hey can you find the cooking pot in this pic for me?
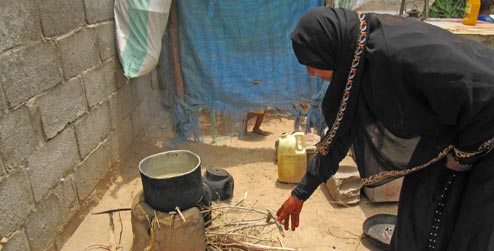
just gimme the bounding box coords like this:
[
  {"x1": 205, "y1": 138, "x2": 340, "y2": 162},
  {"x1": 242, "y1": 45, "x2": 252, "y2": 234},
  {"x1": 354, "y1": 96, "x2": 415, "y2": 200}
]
[
  {"x1": 139, "y1": 150, "x2": 204, "y2": 212},
  {"x1": 362, "y1": 214, "x2": 396, "y2": 251},
  {"x1": 203, "y1": 167, "x2": 234, "y2": 201}
]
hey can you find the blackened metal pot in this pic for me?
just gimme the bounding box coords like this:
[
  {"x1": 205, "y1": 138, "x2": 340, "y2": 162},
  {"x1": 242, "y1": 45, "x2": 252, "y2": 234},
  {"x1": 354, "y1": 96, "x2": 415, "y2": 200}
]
[
  {"x1": 203, "y1": 167, "x2": 234, "y2": 201},
  {"x1": 139, "y1": 150, "x2": 204, "y2": 212}
]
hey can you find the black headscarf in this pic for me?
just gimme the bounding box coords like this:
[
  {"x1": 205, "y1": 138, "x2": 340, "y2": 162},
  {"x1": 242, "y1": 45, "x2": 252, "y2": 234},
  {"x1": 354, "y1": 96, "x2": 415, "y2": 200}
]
[{"x1": 291, "y1": 7, "x2": 367, "y2": 155}]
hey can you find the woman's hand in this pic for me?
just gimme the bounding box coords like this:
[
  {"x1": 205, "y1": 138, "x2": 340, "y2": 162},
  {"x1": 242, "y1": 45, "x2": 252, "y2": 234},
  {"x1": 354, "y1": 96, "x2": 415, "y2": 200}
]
[
  {"x1": 445, "y1": 153, "x2": 471, "y2": 172},
  {"x1": 276, "y1": 195, "x2": 304, "y2": 231}
]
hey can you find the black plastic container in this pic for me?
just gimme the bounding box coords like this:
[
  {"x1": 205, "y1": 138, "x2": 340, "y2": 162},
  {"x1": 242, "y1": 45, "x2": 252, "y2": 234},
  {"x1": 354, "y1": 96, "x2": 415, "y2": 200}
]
[
  {"x1": 203, "y1": 167, "x2": 234, "y2": 201},
  {"x1": 139, "y1": 150, "x2": 204, "y2": 212}
]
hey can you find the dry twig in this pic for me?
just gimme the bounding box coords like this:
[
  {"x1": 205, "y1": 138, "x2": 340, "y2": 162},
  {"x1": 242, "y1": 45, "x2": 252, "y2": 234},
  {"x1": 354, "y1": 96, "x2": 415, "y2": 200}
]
[{"x1": 206, "y1": 196, "x2": 294, "y2": 251}]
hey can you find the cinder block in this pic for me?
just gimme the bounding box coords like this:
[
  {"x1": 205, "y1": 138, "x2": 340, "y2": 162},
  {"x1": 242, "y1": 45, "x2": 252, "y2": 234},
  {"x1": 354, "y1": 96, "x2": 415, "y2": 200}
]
[
  {"x1": 108, "y1": 130, "x2": 120, "y2": 166},
  {"x1": 0, "y1": 86, "x2": 8, "y2": 116},
  {"x1": 0, "y1": 171, "x2": 34, "y2": 237},
  {"x1": 38, "y1": 0, "x2": 86, "y2": 37},
  {"x1": 150, "y1": 69, "x2": 159, "y2": 90},
  {"x1": 364, "y1": 177, "x2": 403, "y2": 202},
  {"x1": 75, "y1": 102, "x2": 111, "y2": 158},
  {"x1": 59, "y1": 29, "x2": 99, "y2": 79},
  {"x1": 0, "y1": 107, "x2": 39, "y2": 171},
  {"x1": 0, "y1": 159, "x2": 5, "y2": 177},
  {"x1": 109, "y1": 83, "x2": 135, "y2": 127},
  {"x1": 2, "y1": 230, "x2": 31, "y2": 251},
  {"x1": 0, "y1": 42, "x2": 61, "y2": 107},
  {"x1": 27, "y1": 128, "x2": 79, "y2": 202},
  {"x1": 115, "y1": 60, "x2": 128, "y2": 88},
  {"x1": 131, "y1": 101, "x2": 150, "y2": 137},
  {"x1": 74, "y1": 143, "x2": 111, "y2": 200},
  {"x1": 82, "y1": 60, "x2": 116, "y2": 107},
  {"x1": 324, "y1": 156, "x2": 362, "y2": 205},
  {"x1": 115, "y1": 117, "x2": 134, "y2": 159},
  {"x1": 0, "y1": 0, "x2": 42, "y2": 52},
  {"x1": 147, "y1": 91, "x2": 168, "y2": 125},
  {"x1": 96, "y1": 23, "x2": 116, "y2": 61},
  {"x1": 131, "y1": 73, "x2": 153, "y2": 105},
  {"x1": 38, "y1": 78, "x2": 86, "y2": 139},
  {"x1": 25, "y1": 193, "x2": 62, "y2": 251},
  {"x1": 84, "y1": 0, "x2": 114, "y2": 24},
  {"x1": 52, "y1": 174, "x2": 79, "y2": 225}
]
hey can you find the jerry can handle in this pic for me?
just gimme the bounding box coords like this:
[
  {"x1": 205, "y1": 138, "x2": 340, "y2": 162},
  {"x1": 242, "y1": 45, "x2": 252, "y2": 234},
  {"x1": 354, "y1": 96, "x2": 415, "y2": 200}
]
[{"x1": 293, "y1": 132, "x2": 306, "y2": 152}]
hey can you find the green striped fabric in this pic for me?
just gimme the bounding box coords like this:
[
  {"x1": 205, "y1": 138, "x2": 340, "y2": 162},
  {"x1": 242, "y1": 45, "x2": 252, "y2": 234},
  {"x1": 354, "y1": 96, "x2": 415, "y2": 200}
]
[{"x1": 115, "y1": 0, "x2": 171, "y2": 78}]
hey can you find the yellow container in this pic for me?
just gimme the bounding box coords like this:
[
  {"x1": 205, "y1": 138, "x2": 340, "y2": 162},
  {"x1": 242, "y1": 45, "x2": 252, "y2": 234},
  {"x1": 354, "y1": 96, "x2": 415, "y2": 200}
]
[
  {"x1": 463, "y1": 0, "x2": 481, "y2": 25},
  {"x1": 277, "y1": 132, "x2": 307, "y2": 183}
]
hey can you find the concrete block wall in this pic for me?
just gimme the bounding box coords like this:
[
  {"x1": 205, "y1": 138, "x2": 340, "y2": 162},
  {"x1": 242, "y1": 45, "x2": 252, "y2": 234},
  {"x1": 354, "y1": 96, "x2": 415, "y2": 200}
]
[{"x1": 0, "y1": 1, "x2": 167, "y2": 250}]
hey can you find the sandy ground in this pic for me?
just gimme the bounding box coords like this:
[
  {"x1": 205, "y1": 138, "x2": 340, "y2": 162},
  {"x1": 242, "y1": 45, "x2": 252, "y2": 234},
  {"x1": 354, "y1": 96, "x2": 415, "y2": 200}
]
[{"x1": 61, "y1": 112, "x2": 397, "y2": 251}]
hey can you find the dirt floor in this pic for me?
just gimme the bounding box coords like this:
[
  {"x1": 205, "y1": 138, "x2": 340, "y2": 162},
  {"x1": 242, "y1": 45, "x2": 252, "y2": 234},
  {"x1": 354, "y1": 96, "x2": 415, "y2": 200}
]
[{"x1": 61, "y1": 112, "x2": 397, "y2": 251}]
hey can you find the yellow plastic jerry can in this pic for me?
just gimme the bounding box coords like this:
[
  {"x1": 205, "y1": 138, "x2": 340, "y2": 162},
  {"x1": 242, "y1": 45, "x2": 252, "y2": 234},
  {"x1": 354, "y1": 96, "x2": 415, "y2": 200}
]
[
  {"x1": 463, "y1": 0, "x2": 481, "y2": 25},
  {"x1": 277, "y1": 132, "x2": 307, "y2": 183}
]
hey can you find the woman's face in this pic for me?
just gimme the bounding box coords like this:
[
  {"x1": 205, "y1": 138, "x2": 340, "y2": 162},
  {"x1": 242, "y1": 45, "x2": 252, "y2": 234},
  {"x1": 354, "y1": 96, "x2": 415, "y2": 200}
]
[{"x1": 306, "y1": 66, "x2": 333, "y2": 82}]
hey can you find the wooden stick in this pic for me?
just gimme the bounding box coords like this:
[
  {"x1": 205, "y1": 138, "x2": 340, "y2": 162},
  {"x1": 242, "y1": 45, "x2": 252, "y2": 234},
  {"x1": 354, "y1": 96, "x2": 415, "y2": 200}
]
[
  {"x1": 213, "y1": 205, "x2": 267, "y2": 215},
  {"x1": 108, "y1": 213, "x2": 117, "y2": 251},
  {"x1": 92, "y1": 208, "x2": 131, "y2": 215},
  {"x1": 207, "y1": 232, "x2": 277, "y2": 242},
  {"x1": 217, "y1": 239, "x2": 298, "y2": 251},
  {"x1": 169, "y1": 0, "x2": 185, "y2": 98},
  {"x1": 175, "y1": 206, "x2": 186, "y2": 222},
  {"x1": 278, "y1": 236, "x2": 285, "y2": 248},
  {"x1": 227, "y1": 222, "x2": 276, "y2": 233},
  {"x1": 235, "y1": 191, "x2": 248, "y2": 206}
]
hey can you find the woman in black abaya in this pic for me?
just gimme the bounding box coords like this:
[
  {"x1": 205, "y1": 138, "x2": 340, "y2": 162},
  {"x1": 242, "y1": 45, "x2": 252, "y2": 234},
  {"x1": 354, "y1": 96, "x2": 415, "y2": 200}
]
[{"x1": 276, "y1": 7, "x2": 494, "y2": 251}]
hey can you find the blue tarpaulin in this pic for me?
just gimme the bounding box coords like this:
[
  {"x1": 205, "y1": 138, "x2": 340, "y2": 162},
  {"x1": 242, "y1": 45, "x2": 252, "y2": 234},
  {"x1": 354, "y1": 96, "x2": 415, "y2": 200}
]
[{"x1": 159, "y1": 0, "x2": 326, "y2": 140}]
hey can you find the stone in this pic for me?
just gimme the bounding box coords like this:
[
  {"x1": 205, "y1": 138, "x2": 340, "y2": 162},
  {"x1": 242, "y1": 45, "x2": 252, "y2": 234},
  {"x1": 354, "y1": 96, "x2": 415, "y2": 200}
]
[
  {"x1": 131, "y1": 191, "x2": 206, "y2": 251},
  {"x1": 0, "y1": 42, "x2": 61, "y2": 107},
  {"x1": 462, "y1": 34, "x2": 494, "y2": 49},
  {"x1": 38, "y1": 78, "x2": 86, "y2": 139},
  {"x1": 324, "y1": 155, "x2": 362, "y2": 205},
  {"x1": 27, "y1": 128, "x2": 79, "y2": 202},
  {"x1": 75, "y1": 102, "x2": 111, "y2": 158},
  {"x1": 59, "y1": 29, "x2": 99, "y2": 79},
  {"x1": 0, "y1": 171, "x2": 34, "y2": 236},
  {"x1": 38, "y1": 0, "x2": 86, "y2": 37},
  {"x1": 0, "y1": 0, "x2": 42, "y2": 52},
  {"x1": 364, "y1": 177, "x2": 403, "y2": 203}
]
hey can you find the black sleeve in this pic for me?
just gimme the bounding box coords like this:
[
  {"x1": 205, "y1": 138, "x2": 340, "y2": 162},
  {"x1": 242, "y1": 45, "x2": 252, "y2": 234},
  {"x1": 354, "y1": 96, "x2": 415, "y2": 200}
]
[{"x1": 292, "y1": 133, "x2": 353, "y2": 201}]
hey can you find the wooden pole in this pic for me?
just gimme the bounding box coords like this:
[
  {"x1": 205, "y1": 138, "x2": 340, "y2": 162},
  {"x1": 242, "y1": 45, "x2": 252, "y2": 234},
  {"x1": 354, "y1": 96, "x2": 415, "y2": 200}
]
[{"x1": 169, "y1": 0, "x2": 185, "y2": 98}]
